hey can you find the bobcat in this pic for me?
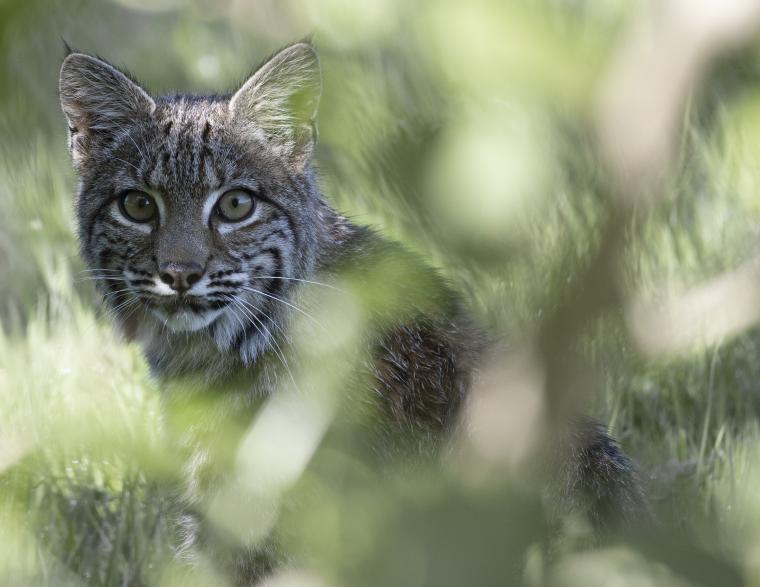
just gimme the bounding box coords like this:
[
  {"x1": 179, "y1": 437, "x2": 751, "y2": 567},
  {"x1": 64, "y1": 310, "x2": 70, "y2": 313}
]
[{"x1": 59, "y1": 42, "x2": 646, "y2": 584}]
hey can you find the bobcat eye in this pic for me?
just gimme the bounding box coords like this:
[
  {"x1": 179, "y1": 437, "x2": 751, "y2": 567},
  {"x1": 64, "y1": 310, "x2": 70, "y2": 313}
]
[
  {"x1": 216, "y1": 189, "x2": 255, "y2": 222},
  {"x1": 120, "y1": 191, "x2": 157, "y2": 223}
]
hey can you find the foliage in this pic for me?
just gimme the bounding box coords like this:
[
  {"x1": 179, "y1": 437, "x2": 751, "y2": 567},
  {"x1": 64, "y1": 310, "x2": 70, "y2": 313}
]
[{"x1": 3, "y1": 0, "x2": 760, "y2": 585}]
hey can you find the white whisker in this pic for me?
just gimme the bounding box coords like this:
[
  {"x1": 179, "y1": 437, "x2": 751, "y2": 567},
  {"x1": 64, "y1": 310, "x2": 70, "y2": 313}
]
[
  {"x1": 111, "y1": 156, "x2": 141, "y2": 173},
  {"x1": 235, "y1": 295, "x2": 291, "y2": 345},
  {"x1": 224, "y1": 293, "x2": 299, "y2": 392},
  {"x1": 78, "y1": 268, "x2": 122, "y2": 274},
  {"x1": 102, "y1": 287, "x2": 137, "y2": 300},
  {"x1": 249, "y1": 275, "x2": 345, "y2": 293},
  {"x1": 77, "y1": 276, "x2": 125, "y2": 283},
  {"x1": 239, "y1": 285, "x2": 325, "y2": 331}
]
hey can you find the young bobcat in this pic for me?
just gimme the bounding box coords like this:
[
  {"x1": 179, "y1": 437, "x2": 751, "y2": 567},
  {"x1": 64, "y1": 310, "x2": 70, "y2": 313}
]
[{"x1": 59, "y1": 42, "x2": 646, "y2": 583}]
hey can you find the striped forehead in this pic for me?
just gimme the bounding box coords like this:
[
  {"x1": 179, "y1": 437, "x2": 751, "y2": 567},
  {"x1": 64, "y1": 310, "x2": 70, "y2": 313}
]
[{"x1": 146, "y1": 99, "x2": 228, "y2": 192}]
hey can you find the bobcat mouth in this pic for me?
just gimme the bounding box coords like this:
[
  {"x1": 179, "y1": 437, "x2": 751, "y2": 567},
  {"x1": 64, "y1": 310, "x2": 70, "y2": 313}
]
[
  {"x1": 149, "y1": 297, "x2": 229, "y2": 332},
  {"x1": 161, "y1": 297, "x2": 207, "y2": 314},
  {"x1": 152, "y1": 304, "x2": 225, "y2": 333}
]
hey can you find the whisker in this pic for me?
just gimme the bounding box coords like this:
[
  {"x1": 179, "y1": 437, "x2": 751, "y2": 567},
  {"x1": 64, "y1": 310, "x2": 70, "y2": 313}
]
[
  {"x1": 103, "y1": 296, "x2": 140, "y2": 324},
  {"x1": 117, "y1": 298, "x2": 142, "y2": 325},
  {"x1": 224, "y1": 294, "x2": 298, "y2": 392},
  {"x1": 232, "y1": 297, "x2": 300, "y2": 394},
  {"x1": 222, "y1": 295, "x2": 248, "y2": 340},
  {"x1": 235, "y1": 295, "x2": 292, "y2": 345},
  {"x1": 102, "y1": 286, "x2": 136, "y2": 298},
  {"x1": 111, "y1": 156, "x2": 141, "y2": 173},
  {"x1": 249, "y1": 275, "x2": 345, "y2": 293},
  {"x1": 111, "y1": 120, "x2": 149, "y2": 161},
  {"x1": 227, "y1": 294, "x2": 269, "y2": 340},
  {"x1": 111, "y1": 295, "x2": 139, "y2": 315},
  {"x1": 77, "y1": 269, "x2": 123, "y2": 279},
  {"x1": 238, "y1": 285, "x2": 325, "y2": 331},
  {"x1": 78, "y1": 267, "x2": 122, "y2": 272},
  {"x1": 225, "y1": 294, "x2": 266, "y2": 345},
  {"x1": 78, "y1": 269, "x2": 122, "y2": 275},
  {"x1": 113, "y1": 300, "x2": 140, "y2": 322},
  {"x1": 125, "y1": 131, "x2": 148, "y2": 161},
  {"x1": 77, "y1": 276, "x2": 125, "y2": 283},
  {"x1": 159, "y1": 311, "x2": 171, "y2": 340}
]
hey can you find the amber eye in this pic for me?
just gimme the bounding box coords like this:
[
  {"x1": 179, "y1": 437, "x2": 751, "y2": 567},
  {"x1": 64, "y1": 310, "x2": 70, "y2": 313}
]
[
  {"x1": 216, "y1": 189, "x2": 255, "y2": 222},
  {"x1": 120, "y1": 190, "x2": 157, "y2": 223}
]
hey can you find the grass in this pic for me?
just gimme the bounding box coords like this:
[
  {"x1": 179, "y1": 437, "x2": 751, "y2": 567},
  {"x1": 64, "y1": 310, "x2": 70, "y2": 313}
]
[{"x1": 3, "y1": 0, "x2": 760, "y2": 585}]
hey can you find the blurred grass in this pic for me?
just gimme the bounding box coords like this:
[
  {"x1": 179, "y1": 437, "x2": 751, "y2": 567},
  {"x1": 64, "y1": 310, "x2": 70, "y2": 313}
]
[{"x1": 3, "y1": 0, "x2": 760, "y2": 585}]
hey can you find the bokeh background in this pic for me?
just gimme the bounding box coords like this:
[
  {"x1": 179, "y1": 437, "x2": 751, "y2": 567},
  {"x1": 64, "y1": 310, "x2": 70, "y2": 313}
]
[{"x1": 4, "y1": 0, "x2": 760, "y2": 585}]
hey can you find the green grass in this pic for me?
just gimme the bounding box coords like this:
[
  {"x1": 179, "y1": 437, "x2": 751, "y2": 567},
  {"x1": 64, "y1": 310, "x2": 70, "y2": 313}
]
[{"x1": 3, "y1": 0, "x2": 760, "y2": 585}]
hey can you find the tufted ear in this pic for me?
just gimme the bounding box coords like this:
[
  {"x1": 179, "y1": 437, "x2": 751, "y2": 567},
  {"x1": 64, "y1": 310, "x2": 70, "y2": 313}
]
[
  {"x1": 229, "y1": 42, "x2": 321, "y2": 171},
  {"x1": 59, "y1": 52, "x2": 155, "y2": 167}
]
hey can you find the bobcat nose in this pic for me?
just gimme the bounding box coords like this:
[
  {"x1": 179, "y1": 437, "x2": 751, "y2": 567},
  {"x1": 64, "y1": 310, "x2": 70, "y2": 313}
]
[{"x1": 159, "y1": 262, "x2": 204, "y2": 293}]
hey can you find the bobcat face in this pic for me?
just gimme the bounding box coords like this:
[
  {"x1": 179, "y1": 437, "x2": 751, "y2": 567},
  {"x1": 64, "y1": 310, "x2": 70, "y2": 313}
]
[
  {"x1": 81, "y1": 99, "x2": 301, "y2": 336},
  {"x1": 60, "y1": 44, "x2": 323, "y2": 360}
]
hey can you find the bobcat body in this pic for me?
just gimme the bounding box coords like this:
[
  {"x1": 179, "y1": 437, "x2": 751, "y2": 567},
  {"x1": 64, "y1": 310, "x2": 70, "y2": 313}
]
[{"x1": 59, "y1": 42, "x2": 646, "y2": 584}]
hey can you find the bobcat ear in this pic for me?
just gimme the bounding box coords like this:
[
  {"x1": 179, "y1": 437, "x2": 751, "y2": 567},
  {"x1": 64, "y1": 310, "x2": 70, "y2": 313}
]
[
  {"x1": 59, "y1": 53, "x2": 155, "y2": 166},
  {"x1": 229, "y1": 42, "x2": 321, "y2": 171}
]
